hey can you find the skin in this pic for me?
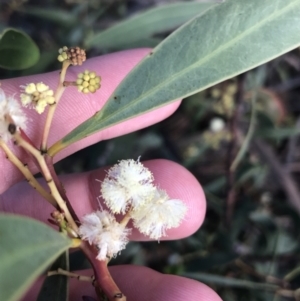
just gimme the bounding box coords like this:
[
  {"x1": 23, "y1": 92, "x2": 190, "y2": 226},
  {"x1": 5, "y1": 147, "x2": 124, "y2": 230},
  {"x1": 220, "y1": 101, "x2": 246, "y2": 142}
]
[{"x1": 0, "y1": 49, "x2": 223, "y2": 301}]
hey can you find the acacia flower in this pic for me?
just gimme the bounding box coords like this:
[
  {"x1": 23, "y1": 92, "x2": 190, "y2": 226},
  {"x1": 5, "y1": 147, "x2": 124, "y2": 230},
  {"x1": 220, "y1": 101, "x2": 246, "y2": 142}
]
[
  {"x1": 131, "y1": 188, "x2": 188, "y2": 240},
  {"x1": 57, "y1": 46, "x2": 86, "y2": 66},
  {"x1": 101, "y1": 159, "x2": 155, "y2": 214},
  {"x1": 76, "y1": 70, "x2": 101, "y2": 94},
  {"x1": 0, "y1": 89, "x2": 27, "y2": 141},
  {"x1": 20, "y1": 82, "x2": 55, "y2": 114},
  {"x1": 79, "y1": 210, "x2": 131, "y2": 261}
]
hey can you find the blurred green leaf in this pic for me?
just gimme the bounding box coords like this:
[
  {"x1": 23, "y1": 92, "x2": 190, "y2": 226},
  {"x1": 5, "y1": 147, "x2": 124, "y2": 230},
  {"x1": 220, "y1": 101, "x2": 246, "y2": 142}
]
[
  {"x1": 0, "y1": 214, "x2": 71, "y2": 301},
  {"x1": 0, "y1": 28, "x2": 40, "y2": 70},
  {"x1": 21, "y1": 51, "x2": 58, "y2": 76},
  {"x1": 85, "y1": 1, "x2": 219, "y2": 50},
  {"x1": 36, "y1": 252, "x2": 69, "y2": 301},
  {"x1": 182, "y1": 272, "x2": 279, "y2": 290},
  {"x1": 186, "y1": 252, "x2": 236, "y2": 272},
  {"x1": 49, "y1": 0, "x2": 300, "y2": 156},
  {"x1": 19, "y1": 7, "x2": 78, "y2": 27},
  {"x1": 256, "y1": 127, "x2": 300, "y2": 139},
  {"x1": 266, "y1": 229, "x2": 298, "y2": 255}
]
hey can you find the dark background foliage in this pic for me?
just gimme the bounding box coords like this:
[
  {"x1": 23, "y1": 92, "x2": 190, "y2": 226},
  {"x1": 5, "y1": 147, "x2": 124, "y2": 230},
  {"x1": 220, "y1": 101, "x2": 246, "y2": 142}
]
[{"x1": 1, "y1": 1, "x2": 300, "y2": 300}]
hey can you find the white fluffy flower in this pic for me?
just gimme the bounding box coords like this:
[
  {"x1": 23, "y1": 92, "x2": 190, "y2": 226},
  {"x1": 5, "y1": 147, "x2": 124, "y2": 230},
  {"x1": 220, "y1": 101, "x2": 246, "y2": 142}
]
[
  {"x1": 131, "y1": 188, "x2": 188, "y2": 240},
  {"x1": 0, "y1": 89, "x2": 27, "y2": 142},
  {"x1": 79, "y1": 210, "x2": 131, "y2": 261},
  {"x1": 101, "y1": 159, "x2": 155, "y2": 214},
  {"x1": 209, "y1": 117, "x2": 225, "y2": 132}
]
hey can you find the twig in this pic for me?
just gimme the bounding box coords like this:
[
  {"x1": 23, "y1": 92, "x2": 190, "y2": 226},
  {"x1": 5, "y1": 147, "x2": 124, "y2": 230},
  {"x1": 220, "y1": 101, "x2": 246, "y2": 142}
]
[
  {"x1": 14, "y1": 132, "x2": 79, "y2": 233},
  {"x1": 41, "y1": 60, "x2": 71, "y2": 152},
  {"x1": 226, "y1": 74, "x2": 246, "y2": 225},
  {"x1": 253, "y1": 138, "x2": 300, "y2": 216},
  {"x1": 0, "y1": 139, "x2": 56, "y2": 206},
  {"x1": 235, "y1": 259, "x2": 287, "y2": 287},
  {"x1": 81, "y1": 241, "x2": 126, "y2": 301},
  {"x1": 45, "y1": 154, "x2": 80, "y2": 227},
  {"x1": 48, "y1": 268, "x2": 95, "y2": 283},
  {"x1": 230, "y1": 88, "x2": 257, "y2": 171}
]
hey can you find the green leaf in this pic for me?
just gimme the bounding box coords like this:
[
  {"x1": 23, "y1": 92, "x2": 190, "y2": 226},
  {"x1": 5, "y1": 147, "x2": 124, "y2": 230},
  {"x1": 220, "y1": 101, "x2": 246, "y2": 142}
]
[
  {"x1": 182, "y1": 272, "x2": 279, "y2": 290},
  {"x1": 36, "y1": 252, "x2": 69, "y2": 301},
  {"x1": 18, "y1": 7, "x2": 77, "y2": 27},
  {"x1": 256, "y1": 127, "x2": 300, "y2": 139},
  {"x1": 49, "y1": 0, "x2": 300, "y2": 156},
  {"x1": 0, "y1": 214, "x2": 72, "y2": 301},
  {"x1": 85, "y1": 1, "x2": 219, "y2": 50},
  {"x1": 0, "y1": 28, "x2": 40, "y2": 70}
]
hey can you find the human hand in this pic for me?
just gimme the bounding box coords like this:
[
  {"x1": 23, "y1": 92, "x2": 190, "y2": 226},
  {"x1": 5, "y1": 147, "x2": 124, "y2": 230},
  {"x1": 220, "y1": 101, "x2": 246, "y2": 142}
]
[{"x1": 0, "y1": 49, "x2": 222, "y2": 301}]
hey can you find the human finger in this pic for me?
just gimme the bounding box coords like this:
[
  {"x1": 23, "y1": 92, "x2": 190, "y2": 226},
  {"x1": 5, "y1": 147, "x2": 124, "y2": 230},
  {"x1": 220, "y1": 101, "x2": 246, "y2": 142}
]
[
  {"x1": 22, "y1": 266, "x2": 222, "y2": 301},
  {"x1": 0, "y1": 49, "x2": 181, "y2": 193},
  {"x1": 0, "y1": 159, "x2": 206, "y2": 241}
]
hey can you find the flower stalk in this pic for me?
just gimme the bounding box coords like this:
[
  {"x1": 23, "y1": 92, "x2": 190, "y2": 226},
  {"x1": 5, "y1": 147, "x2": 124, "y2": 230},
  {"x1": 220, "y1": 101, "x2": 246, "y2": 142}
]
[
  {"x1": 80, "y1": 241, "x2": 126, "y2": 301},
  {"x1": 41, "y1": 60, "x2": 71, "y2": 152},
  {"x1": 0, "y1": 138, "x2": 56, "y2": 206},
  {"x1": 13, "y1": 131, "x2": 79, "y2": 234}
]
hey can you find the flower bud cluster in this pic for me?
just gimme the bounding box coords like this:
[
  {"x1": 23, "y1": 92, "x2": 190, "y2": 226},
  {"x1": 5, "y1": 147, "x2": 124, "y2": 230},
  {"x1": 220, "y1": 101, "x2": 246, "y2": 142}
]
[
  {"x1": 20, "y1": 83, "x2": 55, "y2": 114},
  {"x1": 57, "y1": 46, "x2": 86, "y2": 66},
  {"x1": 79, "y1": 159, "x2": 187, "y2": 261},
  {"x1": 76, "y1": 70, "x2": 101, "y2": 94},
  {"x1": 0, "y1": 89, "x2": 27, "y2": 141}
]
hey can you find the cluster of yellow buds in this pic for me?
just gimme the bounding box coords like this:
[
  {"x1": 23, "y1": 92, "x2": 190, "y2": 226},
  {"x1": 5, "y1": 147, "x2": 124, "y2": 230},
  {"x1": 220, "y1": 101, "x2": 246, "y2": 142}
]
[
  {"x1": 57, "y1": 46, "x2": 86, "y2": 66},
  {"x1": 212, "y1": 82, "x2": 237, "y2": 117},
  {"x1": 20, "y1": 83, "x2": 55, "y2": 114},
  {"x1": 76, "y1": 70, "x2": 101, "y2": 94}
]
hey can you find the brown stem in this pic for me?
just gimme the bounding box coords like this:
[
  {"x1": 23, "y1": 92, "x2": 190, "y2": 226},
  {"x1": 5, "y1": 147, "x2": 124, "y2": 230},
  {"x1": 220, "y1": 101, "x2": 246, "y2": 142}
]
[
  {"x1": 253, "y1": 138, "x2": 300, "y2": 216},
  {"x1": 45, "y1": 154, "x2": 80, "y2": 226},
  {"x1": 63, "y1": 81, "x2": 77, "y2": 87},
  {"x1": 81, "y1": 242, "x2": 126, "y2": 301},
  {"x1": 226, "y1": 74, "x2": 246, "y2": 226},
  {"x1": 14, "y1": 132, "x2": 79, "y2": 234},
  {"x1": 48, "y1": 268, "x2": 95, "y2": 282}
]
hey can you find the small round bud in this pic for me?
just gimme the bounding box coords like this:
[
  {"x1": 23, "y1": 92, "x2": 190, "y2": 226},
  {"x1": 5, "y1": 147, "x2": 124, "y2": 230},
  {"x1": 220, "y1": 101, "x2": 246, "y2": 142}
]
[
  {"x1": 57, "y1": 55, "x2": 64, "y2": 62},
  {"x1": 88, "y1": 86, "x2": 96, "y2": 93},
  {"x1": 25, "y1": 83, "x2": 36, "y2": 94},
  {"x1": 57, "y1": 46, "x2": 86, "y2": 65},
  {"x1": 83, "y1": 74, "x2": 90, "y2": 81},
  {"x1": 76, "y1": 70, "x2": 101, "y2": 94}
]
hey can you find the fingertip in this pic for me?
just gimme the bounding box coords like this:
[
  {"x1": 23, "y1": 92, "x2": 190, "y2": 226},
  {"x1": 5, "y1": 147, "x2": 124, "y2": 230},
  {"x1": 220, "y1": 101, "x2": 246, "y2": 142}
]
[
  {"x1": 143, "y1": 159, "x2": 206, "y2": 239},
  {"x1": 86, "y1": 159, "x2": 206, "y2": 240},
  {"x1": 110, "y1": 265, "x2": 222, "y2": 301}
]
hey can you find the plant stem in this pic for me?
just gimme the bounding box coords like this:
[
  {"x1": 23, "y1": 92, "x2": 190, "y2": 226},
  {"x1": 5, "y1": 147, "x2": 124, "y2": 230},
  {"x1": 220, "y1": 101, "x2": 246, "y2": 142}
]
[
  {"x1": 14, "y1": 132, "x2": 79, "y2": 234},
  {"x1": 41, "y1": 60, "x2": 71, "y2": 152},
  {"x1": 230, "y1": 88, "x2": 257, "y2": 171},
  {"x1": 45, "y1": 154, "x2": 80, "y2": 227},
  {"x1": 119, "y1": 212, "x2": 131, "y2": 227},
  {"x1": 0, "y1": 139, "x2": 57, "y2": 206},
  {"x1": 48, "y1": 268, "x2": 95, "y2": 282},
  {"x1": 81, "y1": 241, "x2": 126, "y2": 301}
]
